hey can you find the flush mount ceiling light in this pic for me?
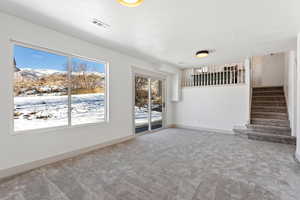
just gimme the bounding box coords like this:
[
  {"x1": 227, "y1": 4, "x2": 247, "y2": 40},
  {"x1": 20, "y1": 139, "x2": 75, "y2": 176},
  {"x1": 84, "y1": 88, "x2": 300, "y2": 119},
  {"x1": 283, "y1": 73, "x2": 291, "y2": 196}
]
[
  {"x1": 117, "y1": 0, "x2": 144, "y2": 7},
  {"x1": 196, "y1": 50, "x2": 210, "y2": 58}
]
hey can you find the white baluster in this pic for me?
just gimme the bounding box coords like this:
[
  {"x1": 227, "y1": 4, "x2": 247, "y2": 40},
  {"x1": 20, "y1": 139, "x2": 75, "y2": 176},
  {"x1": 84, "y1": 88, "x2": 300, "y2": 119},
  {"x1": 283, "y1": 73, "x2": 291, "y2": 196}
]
[
  {"x1": 233, "y1": 66, "x2": 235, "y2": 84},
  {"x1": 225, "y1": 66, "x2": 228, "y2": 84},
  {"x1": 243, "y1": 67, "x2": 245, "y2": 83},
  {"x1": 222, "y1": 68, "x2": 224, "y2": 85},
  {"x1": 183, "y1": 70, "x2": 186, "y2": 87},
  {"x1": 190, "y1": 69, "x2": 192, "y2": 86},
  {"x1": 187, "y1": 69, "x2": 190, "y2": 87},
  {"x1": 237, "y1": 66, "x2": 240, "y2": 84},
  {"x1": 210, "y1": 67, "x2": 212, "y2": 86}
]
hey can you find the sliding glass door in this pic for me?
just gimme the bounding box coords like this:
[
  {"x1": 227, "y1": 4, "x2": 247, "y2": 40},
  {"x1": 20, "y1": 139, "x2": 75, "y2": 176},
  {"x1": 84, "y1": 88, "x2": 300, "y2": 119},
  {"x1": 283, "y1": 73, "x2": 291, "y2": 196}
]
[
  {"x1": 135, "y1": 76, "x2": 150, "y2": 133},
  {"x1": 134, "y1": 75, "x2": 165, "y2": 134},
  {"x1": 150, "y1": 79, "x2": 163, "y2": 130}
]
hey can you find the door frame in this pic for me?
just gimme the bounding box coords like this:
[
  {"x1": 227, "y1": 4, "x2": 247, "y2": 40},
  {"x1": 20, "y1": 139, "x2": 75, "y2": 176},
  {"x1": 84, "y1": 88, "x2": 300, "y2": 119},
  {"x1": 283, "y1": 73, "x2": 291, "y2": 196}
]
[{"x1": 131, "y1": 67, "x2": 167, "y2": 136}]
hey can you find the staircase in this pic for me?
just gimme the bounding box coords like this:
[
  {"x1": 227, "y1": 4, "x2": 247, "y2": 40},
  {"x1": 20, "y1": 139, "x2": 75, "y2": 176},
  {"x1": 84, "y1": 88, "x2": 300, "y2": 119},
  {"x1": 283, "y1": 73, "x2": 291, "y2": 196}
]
[{"x1": 235, "y1": 86, "x2": 296, "y2": 145}]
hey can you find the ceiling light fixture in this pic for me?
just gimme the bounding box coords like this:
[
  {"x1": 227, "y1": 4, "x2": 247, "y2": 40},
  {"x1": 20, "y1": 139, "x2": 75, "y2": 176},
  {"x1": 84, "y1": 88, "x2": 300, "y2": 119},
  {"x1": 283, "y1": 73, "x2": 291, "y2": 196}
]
[
  {"x1": 117, "y1": 0, "x2": 144, "y2": 7},
  {"x1": 196, "y1": 50, "x2": 210, "y2": 58}
]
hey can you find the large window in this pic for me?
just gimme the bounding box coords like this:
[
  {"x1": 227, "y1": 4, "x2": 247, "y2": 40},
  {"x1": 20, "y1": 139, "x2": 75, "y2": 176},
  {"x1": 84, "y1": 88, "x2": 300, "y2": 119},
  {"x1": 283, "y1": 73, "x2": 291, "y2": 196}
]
[{"x1": 13, "y1": 44, "x2": 107, "y2": 132}]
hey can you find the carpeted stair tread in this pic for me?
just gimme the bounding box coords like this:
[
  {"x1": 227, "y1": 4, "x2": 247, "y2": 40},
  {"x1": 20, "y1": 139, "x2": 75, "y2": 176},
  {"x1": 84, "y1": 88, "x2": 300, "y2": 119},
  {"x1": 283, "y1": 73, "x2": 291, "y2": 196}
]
[
  {"x1": 252, "y1": 91, "x2": 284, "y2": 95},
  {"x1": 233, "y1": 129, "x2": 295, "y2": 145},
  {"x1": 252, "y1": 101, "x2": 286, "y2": 106},
  {"x1": 246, "y1": 124, "x2": 291, "y2": 136},
  {"x1": 253, "y1": 86, "x2": 284, "y2": 91},
  {"x1": 252, "y1": 96, "x2": 286, "y2": 101},
  {"x1": 247, "y1": 131, "x2": 296, "y2": 145},
  {"x1": 251, "y1": 118, "x2": 290, "y2": 127},
  {"x1": 251, "y1": 106, "x2": 287, "y2": 113},
  {"x1": 252, "y1": 95, "x2": 285, "y2": 98},
  {"x1": 251, "y1": 111, "x2": 288, "y2": 116},
  {"x1": 251, "y1": 113, "x2": 288, "y2": 120}
]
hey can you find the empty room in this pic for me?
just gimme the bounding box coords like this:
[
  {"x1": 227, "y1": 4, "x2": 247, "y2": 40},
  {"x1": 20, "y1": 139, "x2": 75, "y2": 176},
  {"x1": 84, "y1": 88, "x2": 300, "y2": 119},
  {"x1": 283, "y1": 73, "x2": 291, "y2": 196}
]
[{"x1": 0, "y1": 0, "x2": 300, "y2": 199}]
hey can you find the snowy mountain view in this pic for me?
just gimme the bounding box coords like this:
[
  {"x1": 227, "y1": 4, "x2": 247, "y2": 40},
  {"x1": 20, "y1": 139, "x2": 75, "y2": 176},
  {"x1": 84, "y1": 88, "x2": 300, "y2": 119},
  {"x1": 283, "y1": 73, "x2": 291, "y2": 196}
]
[
  {"x1": 13, "y1": 44, "x2": 107, "y2": 131},
  {"x1": 14, "y1": 67, "x2": 106, "y2": 131}
]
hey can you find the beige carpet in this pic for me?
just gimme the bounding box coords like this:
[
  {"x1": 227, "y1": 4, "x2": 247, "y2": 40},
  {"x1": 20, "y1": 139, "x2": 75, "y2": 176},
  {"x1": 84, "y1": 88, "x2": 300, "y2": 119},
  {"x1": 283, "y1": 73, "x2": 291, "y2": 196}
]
[{"x1": 0, "y1": 128, "x2": 300, "y2": 200}]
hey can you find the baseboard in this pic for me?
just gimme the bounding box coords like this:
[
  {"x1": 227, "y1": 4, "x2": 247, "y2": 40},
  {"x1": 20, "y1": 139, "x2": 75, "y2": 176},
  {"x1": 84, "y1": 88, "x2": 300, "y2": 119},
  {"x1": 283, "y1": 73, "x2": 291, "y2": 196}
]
[
  {"x1": 174, "y1": 124, "x2": 234, "y2": 134},
  {"x1": 166, "y1": 124, "x2": 177, "y2": 128},
  {"x1": 233, "y1": 125, "x2": 248, "y2": 130},
  {"x1": 0, "y1": 135, "x2": 135, "y2": 181}
]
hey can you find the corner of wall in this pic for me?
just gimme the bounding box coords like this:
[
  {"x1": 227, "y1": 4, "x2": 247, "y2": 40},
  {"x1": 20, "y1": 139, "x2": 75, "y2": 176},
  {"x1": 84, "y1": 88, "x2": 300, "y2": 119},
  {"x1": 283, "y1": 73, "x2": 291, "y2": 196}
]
[
  {"x1": 296, "y1": 151, "x2": 300, "y2": 163},
  {"x1": 297, "y1": 33, "x2": 300, "y2": 159},
  {"x1": 170, "y1": 72, "x2": 182, "y2": 102}
]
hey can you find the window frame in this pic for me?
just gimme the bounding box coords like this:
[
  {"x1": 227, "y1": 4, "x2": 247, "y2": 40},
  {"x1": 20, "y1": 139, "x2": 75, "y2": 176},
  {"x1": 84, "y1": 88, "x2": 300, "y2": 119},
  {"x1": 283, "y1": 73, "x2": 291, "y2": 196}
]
[{"x1": 11, "y1": 40, "x2": 109, "y2": 135}]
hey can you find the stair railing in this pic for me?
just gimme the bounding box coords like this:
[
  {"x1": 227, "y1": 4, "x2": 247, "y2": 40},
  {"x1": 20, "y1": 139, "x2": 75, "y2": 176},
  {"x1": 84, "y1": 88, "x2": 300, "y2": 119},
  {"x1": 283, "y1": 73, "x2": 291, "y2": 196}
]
[{"x1": 181, "y1": 63, "x2": 245, "y2": 87}]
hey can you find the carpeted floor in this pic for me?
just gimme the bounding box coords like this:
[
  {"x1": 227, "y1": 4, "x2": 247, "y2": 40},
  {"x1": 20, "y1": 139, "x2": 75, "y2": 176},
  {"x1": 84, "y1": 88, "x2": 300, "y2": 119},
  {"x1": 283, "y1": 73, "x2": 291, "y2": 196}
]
[{"x1": 0, "y1": 128, "x2": 300, "y2": 200}]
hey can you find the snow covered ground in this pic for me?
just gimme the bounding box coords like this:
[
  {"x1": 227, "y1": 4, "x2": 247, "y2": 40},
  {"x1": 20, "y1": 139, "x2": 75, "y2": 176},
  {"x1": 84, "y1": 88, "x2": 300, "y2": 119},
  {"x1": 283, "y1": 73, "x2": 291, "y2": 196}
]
[
  {"x1": 135, "y1": 107, "x2": 162, "y2": 126},
  {"x1": 71, "y1": 93, "x2": 105, "y2": 126},
  {"x1": 14, "y1": 93, "x2": 105, "y2": 131},
  {"x1": 14, "y1": 93, "x2": 161, "y2": 132}
]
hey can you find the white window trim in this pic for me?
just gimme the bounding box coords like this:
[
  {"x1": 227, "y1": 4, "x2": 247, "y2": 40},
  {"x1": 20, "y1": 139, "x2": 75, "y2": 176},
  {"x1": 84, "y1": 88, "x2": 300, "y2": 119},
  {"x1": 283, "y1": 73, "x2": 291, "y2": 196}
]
[{"x1": 10, "y1": 39, "x2": 109, "y2": 135}]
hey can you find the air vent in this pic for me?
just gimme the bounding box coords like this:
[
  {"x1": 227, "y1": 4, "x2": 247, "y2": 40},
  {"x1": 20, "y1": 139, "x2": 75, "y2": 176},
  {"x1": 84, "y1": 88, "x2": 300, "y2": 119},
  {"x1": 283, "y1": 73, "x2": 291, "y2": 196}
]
[{"x1": 92, "y1": 18, "x2": 110, "y2": 29}]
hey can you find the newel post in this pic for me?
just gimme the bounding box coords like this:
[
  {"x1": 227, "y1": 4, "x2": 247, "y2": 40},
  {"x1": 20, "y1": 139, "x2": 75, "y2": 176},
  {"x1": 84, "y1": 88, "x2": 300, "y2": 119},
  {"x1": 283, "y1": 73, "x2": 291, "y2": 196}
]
[{"x1": 244, "y1": 58, "x2": 251, "y2": 125}]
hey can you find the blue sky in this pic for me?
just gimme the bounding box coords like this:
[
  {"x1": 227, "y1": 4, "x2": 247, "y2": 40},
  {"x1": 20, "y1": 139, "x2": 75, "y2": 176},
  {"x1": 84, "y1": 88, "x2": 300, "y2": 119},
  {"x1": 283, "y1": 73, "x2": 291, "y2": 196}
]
[{"x1": 14, "y1": 45, "x2": 105, "y2": 73}]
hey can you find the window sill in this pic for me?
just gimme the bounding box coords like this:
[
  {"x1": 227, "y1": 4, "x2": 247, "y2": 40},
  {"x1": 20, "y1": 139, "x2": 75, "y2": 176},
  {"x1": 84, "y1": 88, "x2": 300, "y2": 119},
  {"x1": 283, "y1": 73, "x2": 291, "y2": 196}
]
[{"x1": 11, "y1": 120, "x2": 109, "y2": 136}]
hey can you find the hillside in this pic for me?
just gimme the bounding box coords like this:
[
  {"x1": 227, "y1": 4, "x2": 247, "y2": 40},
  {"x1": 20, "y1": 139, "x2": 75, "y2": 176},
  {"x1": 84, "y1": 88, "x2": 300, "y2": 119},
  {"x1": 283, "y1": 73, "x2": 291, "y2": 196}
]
[{"x1": 14, "y1": 68, "x2": 105, "y2": 96}]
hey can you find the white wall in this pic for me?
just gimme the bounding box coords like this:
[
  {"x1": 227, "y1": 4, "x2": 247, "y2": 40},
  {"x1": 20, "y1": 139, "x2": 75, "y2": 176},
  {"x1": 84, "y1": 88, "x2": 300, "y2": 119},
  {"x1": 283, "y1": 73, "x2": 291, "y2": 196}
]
[
  {"x1": 284, "y1": 51, "x2": 297, "y2": 137},
  {"x1": 174, "y1": 85, "x2": 249, "y2": 132},
  {"x1": 252, "y1": 53, "x2": 285, "y2": 87},
  {"x1": 0, "y1": 12, "x2": 175, "y2": 176},
  {"x1": 157, "y1": 64, "x2": 182, "y2": 102},
  {"x1": 174, "y1": 60, "x2": 250, "y2": 132},
  {"x1": 297, "y1": 33, "x2": 300, "y2": 162}
]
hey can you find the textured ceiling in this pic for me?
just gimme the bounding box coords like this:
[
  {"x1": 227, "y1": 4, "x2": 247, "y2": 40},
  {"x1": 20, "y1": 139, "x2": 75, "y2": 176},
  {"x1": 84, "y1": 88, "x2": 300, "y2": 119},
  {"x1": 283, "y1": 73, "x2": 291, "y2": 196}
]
[{"x1": 0, "y1": 0, "x2": 299, "y2": 68}]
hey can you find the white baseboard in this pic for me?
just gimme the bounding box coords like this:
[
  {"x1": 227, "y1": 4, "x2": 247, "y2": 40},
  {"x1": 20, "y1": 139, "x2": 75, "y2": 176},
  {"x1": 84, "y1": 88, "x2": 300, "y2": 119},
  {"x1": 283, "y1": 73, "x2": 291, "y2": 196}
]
[
  {"x1": 233, "y1": 125, "x2": 248, "y2": 130},
  {"x1": 174, "y1": 124, "x2": 234, "y2": 135},
  {"x1": 166, "y1": 124, "x2": 177, "y2": 128},
  {"x1": 0, "y1": 135, "x2": 134, "y2": 181}
]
